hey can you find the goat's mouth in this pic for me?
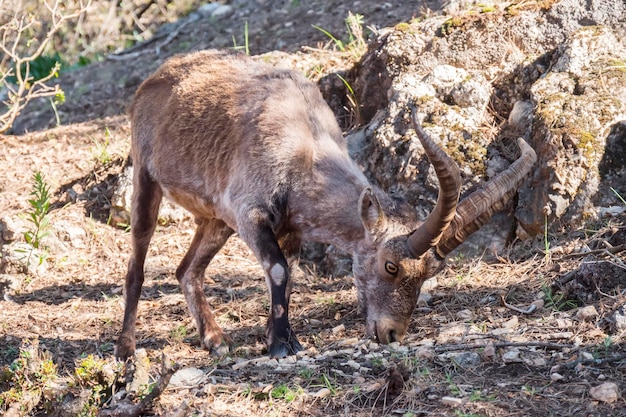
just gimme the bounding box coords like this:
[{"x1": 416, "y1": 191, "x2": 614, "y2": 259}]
[{"x1": 371, "y1": 318, "x2": 407, "y2": 345}]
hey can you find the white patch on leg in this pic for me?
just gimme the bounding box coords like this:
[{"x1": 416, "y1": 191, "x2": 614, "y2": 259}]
[{"x1": 269, "y1": 263, "x2": 286, "y2": 284}]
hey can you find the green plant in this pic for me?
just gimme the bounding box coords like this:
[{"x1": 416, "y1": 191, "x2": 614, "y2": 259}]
[
  {"x1": 0, "y1": 344, "x2": 60, "y2": 415},
  {"x1": 542, "y1": 285, "x2": 577, "y2": 311},
  {"x1": 602, "y1": 336, "x2": 613, "y2": 358},
  {"x1": 610, "y1": 187, "x2": 626, "y2": 205},
  {"x1": 270, "y1": 383, "x2": 302, "y2": 402},
  {"x1": 446, "y1": 373, "x2": 462, "y2": 396},
  {"x1": 92, "y1": 127, "x2": 113, "y2": 164},
  {"x1": 21, "y1": 171, "x2": 52, "y2": 268},
  {"x1": 73, "y1": 354, "x2": 118, "y2": 415},
  {"x1": 336, "y1": 73, "x2": 361, "y2": 127},
  {"x1": 49, "y1": 90, "x2": 65, "y2": 127},
  {"x1": 298, "y1": 367, "x2": 314, "y2": 380},
  {"x1": 169, "y1": 325, "x2": 189, "y2": 342},
  {"x1": 231, "y1": 21, "x2": 250, "y2": 56},
  {"x1": 320, "y1": 372, "x2": 337, "y2": 396},
  {"x1": 312, "y1": 12, "x2": 366, "y2": 59}
]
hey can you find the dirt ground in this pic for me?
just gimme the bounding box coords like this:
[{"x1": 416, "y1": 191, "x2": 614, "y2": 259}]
[{"x1": 1, "y1": 1, "x2": 625, "y2": 416}]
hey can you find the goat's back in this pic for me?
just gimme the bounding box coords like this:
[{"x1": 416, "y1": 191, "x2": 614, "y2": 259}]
[{"x1": 130, "y1": 50, "x2": 348, "y2": 225}]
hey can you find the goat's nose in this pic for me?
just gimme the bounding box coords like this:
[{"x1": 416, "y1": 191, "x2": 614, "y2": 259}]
[
  {"x1": 388, "y1": 329, "x2": 397, "y2": 343},
  {"x1": 375, "y1": 319, "x2": 407, "y2": 344}
]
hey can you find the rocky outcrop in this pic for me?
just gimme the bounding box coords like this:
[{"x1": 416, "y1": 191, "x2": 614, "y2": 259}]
[{"x1": 341, "y1": 0, "x2": 625, "y2": 247}]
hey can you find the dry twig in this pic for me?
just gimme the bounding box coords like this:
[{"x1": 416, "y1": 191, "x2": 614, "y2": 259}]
[
  {"x1": 98, "y1": 355, "x2": 180, "y2": 417},
  {"x1": 0, "y1": 0, "x2": 90, "y2": 133}
]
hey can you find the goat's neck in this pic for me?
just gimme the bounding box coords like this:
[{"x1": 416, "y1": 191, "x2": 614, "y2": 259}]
[{"x1": 292, "y1": 154, "x2": 370, "y2": 253}]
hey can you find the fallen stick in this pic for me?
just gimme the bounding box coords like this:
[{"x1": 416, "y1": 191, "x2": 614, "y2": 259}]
[
  {"x1": 432, "y1": 340, "x2": 574, "y2": 353},
  {"x1": 99, "y1": 355, "x2": 180, "y2": 417}
]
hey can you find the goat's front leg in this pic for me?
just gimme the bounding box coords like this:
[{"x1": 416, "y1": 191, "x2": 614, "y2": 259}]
[
  {"x1": 176, "y1": 218, "x2": 234, "y2": 355},
  {"x1": 239, "y1": 209, "x2": 302, "y2": 358}
]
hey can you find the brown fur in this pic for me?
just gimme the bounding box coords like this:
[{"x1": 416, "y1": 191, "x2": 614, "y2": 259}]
[{"x1": 116, "y1": 50, "x2": 533, "y2": 359}]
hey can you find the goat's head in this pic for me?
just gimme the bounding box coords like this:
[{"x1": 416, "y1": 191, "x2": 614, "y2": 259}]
[{"x1": 352, "y1": 105, "x2": 537, "y2": 344}]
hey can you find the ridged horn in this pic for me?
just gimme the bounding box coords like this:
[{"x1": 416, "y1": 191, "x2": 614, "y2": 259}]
[
  {"x1": 407, "y1": 104, "x2": 462, "y2": 258},
  {"x1": 435, "y1": 137, "x2": 537, "y2": 256}
]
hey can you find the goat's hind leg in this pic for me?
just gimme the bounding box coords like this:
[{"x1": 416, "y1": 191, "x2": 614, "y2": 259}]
[
  {"x1": 116, "y1": 166, "x2": 163, "y2": 360},
  {"x1": 176, "y1": 218, "x2": 234, "y2": 355}
]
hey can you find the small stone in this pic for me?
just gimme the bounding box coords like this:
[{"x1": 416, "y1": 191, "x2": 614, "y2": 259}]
[
  {"x1": 523, "y1": 354, "x2": 547, "y2": 367},
  {"x1": 441, "y1": 396, "x2": 464, "y2": 407},
  {"x1": 414, "y1": 346, "x2": 435, "y2": 360},
  {"x1": 339, "y1": 337, "x2": 359, "y2": 347},
  {"x1": 580, "y1": 352, "x2": 594, "y2": 361},
  {"x1": 417, "y1": 291, "x2": 432, "y2": 307},
  {"x1": 482, "y1": 342, "x2": 496, "y2": 359},
  {"x1": 456, "y1": 309, "x2": 475, "y2": 321},
  {"x1": 196, "y1": 3, "x2": 219, "y2": 17},
  {"x1": 0, "y1": 216, "x2": 18, "y2": 242},
  {"x1": 502, "y1": 349, "x2": 522, "y2": 363},
  {"x1": 344, "y1": 360, "x2": 360, "y2": 370},
  {"x1": 332, "y1": 324, "x2": 345, "y2": 334},
  {"x1": 548, "y1": 332, "x2": 573, "y2": 339},
  {"x1": 279, "y1": 355, "x2": 297, "y2": 364},
  {"x1": 502, "y1": 315, "x2": 519, "y2": 329},
  {"x1": 169, "y1": 367, "x2": 205, "y2": 388},
  {"x1": 612, "y1": 305, "x2": 626, "y2": 330},
  {"x1": 576, "y1": 305, "x2": 599, "y2": 321},
  {"x1": 491, "y1": 328, "x2": 511, "y2": 336},
  {"x1": 449, "y1": 351, "x2": 481, "y2": 367},
  {"x1": 589, "y1": 382, "x2": 619, "y2": 403},
  {"x1": 550, "y1": 373, "x2": 564, "y2": 381},
  {"x1": 211, "y1": 4, "x2": 234, "y2": 19},
  {"x1": 531, "y1": 299, "x2": 544, "y2": 311},
  {"x1": 314, "y1": 388, "x2": 332, "y2": 398}
]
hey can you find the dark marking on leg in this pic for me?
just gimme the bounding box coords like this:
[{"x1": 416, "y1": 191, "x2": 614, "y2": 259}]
[{"x1": 238, "y1": 209, "x2": 302, "y2": 357}]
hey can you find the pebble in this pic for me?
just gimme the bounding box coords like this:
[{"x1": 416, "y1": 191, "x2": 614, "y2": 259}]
[
  {"x1": 332, "y1": 324, "x2": 345, "y2": 334},
  {"x1": 339, "y1": 337, "x2": 359, "y2": 346},
  {"x1": 502, "y1": 349, "x2": 522, "y2": 363},
  {"x1": 589, "y1": 382, "x2": 620, "y2": 403},
  {"x1": 441, "y1": 396, "x2": 464, "y2": 407},
  {"x1": 196, "y1": 3, "x2": 219, "y2": 17},
  {"x1": 613, "y1": 304, "x2": 626, "y2": 330},
  {"x1": 550, "y1": 373, "x2": 564, "y2": 381},
  {"x1": 314, "y1": 388, "x2": 332, "y2": 398},
  {"x1": 445, "y1": 351, "x2": 481, "y2": 367},
  {"x1": 456, "y1": 309, "x2": 475, "y2": 320},
  {"x1": 502, "y1": 315, "x2": 519, "y2": 329},
  {"x1": 211, "y1": 4, "x2": 235, "y2": 19},
  {"x1": 575, "y1": 305, "x2": 598, "y2": 321},
  {"x1": 169, "y1": 367, "x2": 205, "y2": 388}
]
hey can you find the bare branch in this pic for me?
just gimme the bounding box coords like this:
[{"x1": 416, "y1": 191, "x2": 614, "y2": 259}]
[{"x1": 0, "y1": 0, "x2": 90, "y2": 133}]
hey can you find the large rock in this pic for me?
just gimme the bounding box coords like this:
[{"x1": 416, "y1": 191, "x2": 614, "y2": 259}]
[
  {"x1": 337, "y1": 0, "x2": 625, "y2": 251},
  {"x1": 517, "y1": 26, "x2": 626, "y2": 234}
]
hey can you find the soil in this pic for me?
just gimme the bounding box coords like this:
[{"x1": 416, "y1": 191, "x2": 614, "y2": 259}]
[{"x1": 1, "y1": 1, "x2": 625, "y2": 416}]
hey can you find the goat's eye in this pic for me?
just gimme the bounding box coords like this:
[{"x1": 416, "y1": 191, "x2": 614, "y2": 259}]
[{"x1": 384, "y1": 261, "x2": 399, "y2": 275}]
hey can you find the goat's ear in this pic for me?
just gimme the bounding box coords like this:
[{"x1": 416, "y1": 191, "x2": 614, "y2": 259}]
[{"x1": 359, "y1": 188, "x2": 387, "y2": 241}]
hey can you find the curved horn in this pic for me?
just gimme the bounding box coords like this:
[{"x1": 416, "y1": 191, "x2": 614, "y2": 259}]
[
  {"x1": 435, "y1": 137, "x2": 537, "y2": 256},
  {"x1": 407, "y1": 104, "x2": 462, "y2": 258}
]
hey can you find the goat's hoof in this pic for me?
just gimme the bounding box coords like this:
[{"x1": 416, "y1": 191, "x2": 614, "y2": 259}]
[
  {"x1": 203, "y1": 332, "x2": 232, "y2": 356},
  {"x1": 115, "y1": 335, "x2": 136, "y2": 360},
  {"x1": 209, "y1": 343, "x2": 230, "y2": 357},
  {"x1": 268, "y1": 337, "x2": 303, "y2": 358}
]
